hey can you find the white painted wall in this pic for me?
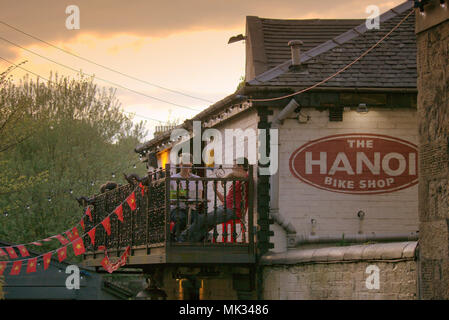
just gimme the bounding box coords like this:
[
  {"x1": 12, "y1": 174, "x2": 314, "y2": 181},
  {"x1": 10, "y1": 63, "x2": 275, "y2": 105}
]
[
  {"x1": 273, "y1": 107, "x2": 419, "y2": 241},
  {"x1": 206, "y1": 109, "x2": 259, "y2": 242}
]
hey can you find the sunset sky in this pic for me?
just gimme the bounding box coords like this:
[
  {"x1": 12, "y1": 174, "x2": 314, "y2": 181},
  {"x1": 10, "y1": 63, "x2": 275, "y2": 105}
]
[{"x1": 0, "y1": 0, "x2": 403, "y2": 138}]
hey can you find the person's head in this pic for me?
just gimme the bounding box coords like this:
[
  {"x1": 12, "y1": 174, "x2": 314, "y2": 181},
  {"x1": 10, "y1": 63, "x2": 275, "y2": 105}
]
[
  {"x1": 233, "y1": 157, "x2": 249, "y2": 173},
  {"x1": 179, "y1": 153, "x2": 193, "y2": 175}
]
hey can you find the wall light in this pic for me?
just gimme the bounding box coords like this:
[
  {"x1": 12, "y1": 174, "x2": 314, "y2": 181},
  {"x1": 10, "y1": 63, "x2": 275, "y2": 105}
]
[{"x1": 356, "y1": 103, "x2": 369, "y2": 114}]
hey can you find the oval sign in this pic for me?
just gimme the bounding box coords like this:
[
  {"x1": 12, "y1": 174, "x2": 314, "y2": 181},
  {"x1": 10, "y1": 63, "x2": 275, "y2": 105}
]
[{"x1": 289, "y1": 134, "x2": 418, "y2": 194}]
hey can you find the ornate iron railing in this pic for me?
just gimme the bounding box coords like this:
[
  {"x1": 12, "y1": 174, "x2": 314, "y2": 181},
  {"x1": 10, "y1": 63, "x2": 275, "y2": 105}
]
[{"x1": 82, "y1": 164, "x2": 255, "y2": 260}]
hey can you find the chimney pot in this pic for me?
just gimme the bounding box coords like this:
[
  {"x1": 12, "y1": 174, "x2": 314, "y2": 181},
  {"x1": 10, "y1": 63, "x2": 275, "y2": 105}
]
[{"x1": 288, "y1": 40, "x2": 303, "y2": 66}]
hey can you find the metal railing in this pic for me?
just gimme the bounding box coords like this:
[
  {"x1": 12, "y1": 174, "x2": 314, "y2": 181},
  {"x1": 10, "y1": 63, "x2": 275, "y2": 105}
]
[{"x1": 82, "y1": 164, "x2": 255, "y2": 259}]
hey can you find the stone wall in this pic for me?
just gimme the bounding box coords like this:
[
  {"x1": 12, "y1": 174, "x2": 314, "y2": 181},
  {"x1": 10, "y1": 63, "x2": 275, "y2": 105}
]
[
  {"x1": 416, "y1": 5, "x2": 449, "y2": 299},
  {"x1": 262, "y1": 242, "x2": 417, "y2": 300}
]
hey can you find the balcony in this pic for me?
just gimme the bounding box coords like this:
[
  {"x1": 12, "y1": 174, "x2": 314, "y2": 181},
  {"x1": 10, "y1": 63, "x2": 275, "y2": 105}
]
[{"x1": 81, "y1": 164, "x2": 256, "y2": 269}]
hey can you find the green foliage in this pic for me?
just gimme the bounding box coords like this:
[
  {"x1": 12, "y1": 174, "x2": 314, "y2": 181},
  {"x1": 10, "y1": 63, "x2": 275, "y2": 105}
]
[
  {"x1": 236, "y1": 75, "x2": 245, "y2": 91},
  {"x1": 0, "y1": 72, "x2": 147, "y2": 261}
]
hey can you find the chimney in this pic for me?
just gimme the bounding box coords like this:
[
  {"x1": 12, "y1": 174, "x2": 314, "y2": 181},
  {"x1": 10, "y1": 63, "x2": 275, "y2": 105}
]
[{"x1": 288, "y1": 40, "x2": 303, "y2": 67}]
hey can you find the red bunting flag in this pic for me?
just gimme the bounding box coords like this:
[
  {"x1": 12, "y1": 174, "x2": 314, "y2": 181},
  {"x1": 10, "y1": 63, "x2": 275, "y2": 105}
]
[
  {"x1": 0, "y1": 261, "x2": 6, "y2": 275},
  {"x1": 5, "y1": 247, "x2": 18, "y2": 259},
  {"x1": 139, "y1": 183, "x2": 145, "y2": 197},
  {"x1": 126, "y1": 192, "x2": 137, "y2": 211},
  {"x1": 0, "y1": 261, "x2": 7, "y2": 276},
  {"x1": 101, "y1": 216, "x2": 111, "y2": 236},
  {"x1": 65, "y1": 228, "x2": 78, "y2": 242},
  {"x1": 26, "y1": 257, "x2": 37, "y2": 273},
  {"x1": 43, "y1": 252, "x2": 52, "y2": 270},
  {"x1": 57, "y1": 247, "x2": 67, "y2": 262},
  {"x1": 88, "y1": 227, "x2": 96, "y2": 245},
  {"x1": 54, "y1": 234, "x2": 69, "y2": 245},
  {"x1": 85, "y1": 207, "x2": 93, "y2": 222},
  {"x1": 31, "y1": 242, "x2": 42, "y2": 246},
  {"x1": 114, "y1": 204, "x2": 124, "y2": 222},
  {"x1": 100, "y1": 246, "x2": 130, "y2": 273},
  {"x1": 80, "y1": 218, "x2": 85, "y2": 231},
  {"x1": 101, "y1": 256, "x2": 110, "y2": 271},
  {"x1": 10, "y1": 260, "x2": 22, "y2": 275},
  {"x1": 17, "y1": 245, "x2": 30, "y2": 257},
  {"x1": 65, "y1": 230, "x2": 74, "y2": 241},
  {"x1": 0, "y1": 248, "x2": 7, "y2": 257},
  {"x1": 72, "y1": 227, "x2": 80, "y2": 238},
  {"x1": 72, "y1": 238, "x2": 85, "y2": 256}
]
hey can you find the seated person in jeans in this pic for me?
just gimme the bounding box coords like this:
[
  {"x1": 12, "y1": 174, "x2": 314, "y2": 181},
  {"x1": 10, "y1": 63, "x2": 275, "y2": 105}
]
[
  {"x1": 170, "y1": 154, "x2": 203, "y2": 239},
  {"x1": 178, "y1": 157, "x2": 249, "y2": 242}
]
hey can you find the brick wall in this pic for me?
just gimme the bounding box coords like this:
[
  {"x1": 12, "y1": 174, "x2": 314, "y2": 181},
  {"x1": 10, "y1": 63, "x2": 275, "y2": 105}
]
[
  {"x1": 416, "y1": 10, "x2": 449, "y2": 299},
  {"x1": 274, "y1": 108, "x2": 419, "y2": 241}
]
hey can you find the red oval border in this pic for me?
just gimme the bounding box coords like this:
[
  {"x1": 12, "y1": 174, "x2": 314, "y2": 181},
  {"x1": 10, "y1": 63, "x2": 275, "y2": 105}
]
[{"x1": 288, "y1": 133, "x2": 418, "y2": 195}]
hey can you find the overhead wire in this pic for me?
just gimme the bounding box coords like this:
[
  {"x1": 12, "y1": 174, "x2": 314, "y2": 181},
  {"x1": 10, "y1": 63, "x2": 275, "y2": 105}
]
[
  {"x1": 0, "y1": 19, "x2": 214, "y2": 104},
  {"x1": 0, "y1": 35, "x2": 203, "y2": 112}
]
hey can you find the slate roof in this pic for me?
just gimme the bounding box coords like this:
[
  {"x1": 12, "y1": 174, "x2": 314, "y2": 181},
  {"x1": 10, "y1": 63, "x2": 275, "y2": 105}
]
[
  {"x1": 258, "y1": 18, "x2": 364, "y2": 70},
  {"x1": 248, "y1": 1, "x2": 416, "y2": 89},
  {"x1": 136, "y1": 1, "x2": 417, "y2": 151}
]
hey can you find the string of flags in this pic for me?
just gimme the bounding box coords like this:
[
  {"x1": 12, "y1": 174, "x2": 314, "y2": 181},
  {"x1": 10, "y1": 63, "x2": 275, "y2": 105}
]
[
  {"x1": 3, "y1": 161, "x2": 145, "y2": 217},
  {"x1": 0, "y1": 182, "x2": 146, "y2": 276},
  {"x1": 99, "y1": 245, "x2": 131, "y2": 274}
]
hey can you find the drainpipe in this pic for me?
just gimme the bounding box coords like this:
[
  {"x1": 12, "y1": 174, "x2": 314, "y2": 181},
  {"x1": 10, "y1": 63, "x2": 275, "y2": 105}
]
[{"x1": 270, "y1": 98, "x2": 299, "y2": 248}]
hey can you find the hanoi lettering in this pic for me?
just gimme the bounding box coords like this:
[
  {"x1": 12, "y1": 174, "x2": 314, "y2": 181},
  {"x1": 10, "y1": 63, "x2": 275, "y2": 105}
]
[{"x1": 289, "y1": 134, "x2": 419, "y2": 194}]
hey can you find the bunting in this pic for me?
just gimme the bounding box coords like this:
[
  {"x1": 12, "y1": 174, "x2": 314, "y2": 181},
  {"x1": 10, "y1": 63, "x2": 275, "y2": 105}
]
[
  {"x1": 126, "y1": 192, "x2": 137, "y2": 211},
  {"x1": 17, "y1": 245, "x2": 30, "y2": 257},
  {"x1": 53, "y1": 234, "x2": 69, "y2": 245},
  {"x1": 114, "y1": 204, "x2": 123, "y2": 222},
  {"x1": 85, "y1": 206, "x2": 93, "y2": 222},
  {"x1": 139, "y1": 182, "x2": 146, "y2": 197},
  {"x1": 26, "y1": 257, "x2": 37, "y2": 273},
  {"x1": 101, "y1": 216, "x2": 111, "y2": 236},
  {"x1": 100, "y1": 246, "x2": 131, "y2": 274},
  {"x1": 0, "y1": 187, "x2": 139, "y2": 276},
  {"x1": 43, "y1": 252, "x2": 52, "y2": 270},
  {"x1": 10, "y1": 260, "x2": 22, "y2": 275},
  {"x1": 88, "y1": 227, "x2": 96, "y2": 245},
  {"x1": 72, "y1": 237, "x2": 86, "y2": 256},
  {"x1": 5, "y1": 247, "x2": 18, "y2": 259},
  {"x1": 57, "y1": 247, "x2": 67, "y2": 262}
]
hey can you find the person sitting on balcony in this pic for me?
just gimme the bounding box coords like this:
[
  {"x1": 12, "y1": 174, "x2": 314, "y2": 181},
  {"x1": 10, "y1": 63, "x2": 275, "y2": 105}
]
[
  {"x1": 178, "y1": 157, "x2": 249, "y2": 242},
  {"x1": 169, "y1": 154, "x2": 203, "y2": 240}
]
